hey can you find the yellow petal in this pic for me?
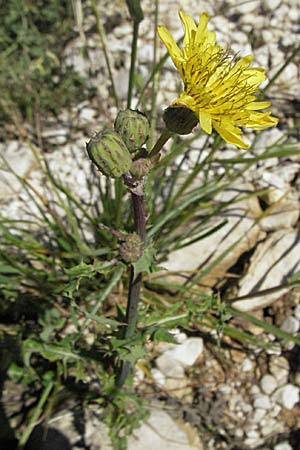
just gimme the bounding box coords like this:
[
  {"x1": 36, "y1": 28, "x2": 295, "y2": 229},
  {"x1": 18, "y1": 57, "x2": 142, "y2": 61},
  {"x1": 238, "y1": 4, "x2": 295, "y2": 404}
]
[
  {"x1": 206, "y1": 30, "x2": 216, "y2": 46},
  {"x1": 199, "y1": 110, "x2": 212, "y2": 134},
  {"x1": 231, "y1": 55, "x2": 253, "y2": 73},
  {"x1": 157, "y1": 25, "x2": 182, "y2": 67},
  {"x1": 244, "y1": 68, "x2": 266, "y2": 86},
  {"x1": 213, "y1": 120, "x2": 249, "y2": 149},
  {"x1": 245, "y1": 101, "x2": 271, "y2": 110},
  {"x1": 194, "y1": 12, "x2": 209, "y2": 44},
  {"x1": 247, "y1": 112, "x2": 278, "y2": 129},
  {"x1": 179, "y1": 10, "x2": 197, "y2": 46}
]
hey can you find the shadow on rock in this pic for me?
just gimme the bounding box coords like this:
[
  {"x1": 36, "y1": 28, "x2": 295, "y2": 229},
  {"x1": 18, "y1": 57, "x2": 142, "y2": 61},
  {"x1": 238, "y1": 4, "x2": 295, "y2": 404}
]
[{"x1": 24, "y1": 426, "x2": 72, "y2": 450}]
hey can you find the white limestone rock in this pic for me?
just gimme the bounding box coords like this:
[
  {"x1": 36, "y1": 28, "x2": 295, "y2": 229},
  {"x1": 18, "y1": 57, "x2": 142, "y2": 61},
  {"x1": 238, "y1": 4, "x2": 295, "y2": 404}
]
[
  {"x1": 42, "y1": 127, "x2": 68, "y2": 145},
  {"x1": 253, "y1": 394, "x2": 272, "y2": 410},
  {"x1": 232, "y1": 0, "x2": 260, "y2": 14},
  {"x1": 128, "y1": 407, "x2": 203, "y2": 450},
  {"x1": 156, "y1": 352, "x2": 186, "y2": 378},
  {"x1": 233, "y1": 230, "x2": 300, "y2": 311},
  {"x1": 252, "y1": 408, "x2": 267, "y2": 423},
  {"x1": 274, "y1": 442, "x2": 293, "y2": 450},
  {"x1": 156, "y1": 338, "x2": 204, "y2": 374},
  {"x1": 0, "y1": 141, "x2": 36, "y2": 199},
  {"x1": 280, "y1": 316, "x2": 300, "y2": 334},
  {"x1": 294, "y1": 305, "x2": 300, "y2": 321},
  {"x1": 269, "y1": 356, "x2": 290, "y2": 386},
  {"x1": 260, "y1": 374, "x2": 278, "y2": 395},
  {"x1": 264, "y1": 0, "x2": 281, "y2": 9},
  {"x1": 162, "y1": 183, "x2": 264, "y2": 288},
  {"x1": 272, "y1": 384, "x2": 300, "y2": 410}
]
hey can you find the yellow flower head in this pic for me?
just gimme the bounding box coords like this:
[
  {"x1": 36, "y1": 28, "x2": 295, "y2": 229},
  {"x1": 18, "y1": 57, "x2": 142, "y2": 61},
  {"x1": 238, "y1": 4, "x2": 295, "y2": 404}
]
[{"x1": 158, "y1": 11, "x2": 278, "y2": 148}]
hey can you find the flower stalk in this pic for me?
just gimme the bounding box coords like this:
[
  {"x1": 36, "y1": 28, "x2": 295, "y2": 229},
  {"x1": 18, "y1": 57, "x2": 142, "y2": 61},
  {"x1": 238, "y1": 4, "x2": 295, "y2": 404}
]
[
  {"x1": 148, "y1": 128, "x2": 172, "y2": 160},
  {"x1": 126, "y1": 0, "x2": 144, "y2": 108},
  {"x1": 116, "y1": 189, "x2": 146, "y2": 388}
]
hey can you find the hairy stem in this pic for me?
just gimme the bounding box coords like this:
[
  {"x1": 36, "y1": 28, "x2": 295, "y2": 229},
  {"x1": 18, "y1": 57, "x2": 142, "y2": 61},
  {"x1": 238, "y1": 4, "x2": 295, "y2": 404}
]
[{"x1": 116, "y1": 191, "x2": 146, "y2": 388}]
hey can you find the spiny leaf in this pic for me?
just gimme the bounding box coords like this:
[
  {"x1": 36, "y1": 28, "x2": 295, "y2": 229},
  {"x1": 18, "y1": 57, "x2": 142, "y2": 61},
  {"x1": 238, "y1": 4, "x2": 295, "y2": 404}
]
[{"x1": 132, "y1": 246, "x2": 156, "y2": 280}]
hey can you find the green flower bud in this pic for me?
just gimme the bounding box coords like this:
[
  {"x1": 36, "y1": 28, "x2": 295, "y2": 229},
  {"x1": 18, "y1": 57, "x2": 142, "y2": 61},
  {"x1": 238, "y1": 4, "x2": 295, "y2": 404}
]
[
  {"x1": 130, "y1": 158, "x2": 152, "y2": 179},
  {"x1": 126, "y1": 0, "x2": 144, "y2": 23},
  {"x1": 163, "y1": 105, "x2": 198, "y2": 135},
  {"x1": 114, "y1": 109, "x2": 150, "y2": 153},
  {"x1": 86, "y1": 129, "x2": 132, "y2": 178},
  {"x1": 119, "y1": 233, "x2": 143, "y2": 263}
]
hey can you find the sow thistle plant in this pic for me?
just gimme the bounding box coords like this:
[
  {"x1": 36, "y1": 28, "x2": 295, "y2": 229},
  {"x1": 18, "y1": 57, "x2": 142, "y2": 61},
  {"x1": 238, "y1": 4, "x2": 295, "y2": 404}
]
[
  {"x1": 86, "y1": 9, "x2": 278, "y2": 388},
  {"x1": 5, "y1": 2, "x2": 299, "y2": 448}
]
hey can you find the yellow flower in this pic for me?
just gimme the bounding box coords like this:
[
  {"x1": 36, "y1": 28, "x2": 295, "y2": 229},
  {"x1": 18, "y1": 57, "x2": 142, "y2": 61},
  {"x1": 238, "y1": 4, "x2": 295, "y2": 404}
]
[{"x1": 158, "y1": 11, "x2": 278, "y2": 148}]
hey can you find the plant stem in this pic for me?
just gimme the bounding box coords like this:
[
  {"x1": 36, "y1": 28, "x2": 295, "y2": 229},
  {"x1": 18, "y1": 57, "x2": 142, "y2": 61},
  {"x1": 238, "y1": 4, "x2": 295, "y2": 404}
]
[
  {"x1": 91, "y1": 0, "x2": 119, "y2": 108},
  {"x1": 127, "y1": 20, "x2": 140, "y2": 108},
  {"x1": 148, "y1": 0, "x2": 160, "y2": 149},
  {"x1": 148, "y1": 128, "x2": 172, "y2": 160},
  {"x1": 114, "y1": 178, "x2": 124, "y2": 230},
  {"x1": 18, "y1": 380, "x2": 54, "y2": 448},
  {"x1": 116, "y1": 126, "x2": 172, "y2": 387},
  {"x1": 116, "y1": 191, "x2": 146, "y2": 388}
]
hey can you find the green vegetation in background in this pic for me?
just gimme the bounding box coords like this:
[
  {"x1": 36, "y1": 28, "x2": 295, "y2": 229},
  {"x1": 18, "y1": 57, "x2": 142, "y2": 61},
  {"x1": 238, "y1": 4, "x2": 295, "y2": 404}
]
[
  {"x1": 0, "y1": 0, "x2": 90, "y2": 136},
  {"x1": 1, "y1": 0, "x2": 300, "y2": 448}
]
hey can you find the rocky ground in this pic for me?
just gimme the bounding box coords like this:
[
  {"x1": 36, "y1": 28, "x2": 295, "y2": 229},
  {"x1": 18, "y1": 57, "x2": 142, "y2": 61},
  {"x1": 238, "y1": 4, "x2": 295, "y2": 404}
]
[{"x1": 1, "y1": 0, "x2": 300, "y2": 449}]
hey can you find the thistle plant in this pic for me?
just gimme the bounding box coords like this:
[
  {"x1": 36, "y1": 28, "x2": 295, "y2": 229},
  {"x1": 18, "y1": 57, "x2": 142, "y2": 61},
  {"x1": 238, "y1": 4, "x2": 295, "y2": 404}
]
[
  {"x1": 3, "y1": 2, "x2": 300, "y2": 448},
  {"x1": 86, "y1": 9, "x2": 278, "y2": 389}
]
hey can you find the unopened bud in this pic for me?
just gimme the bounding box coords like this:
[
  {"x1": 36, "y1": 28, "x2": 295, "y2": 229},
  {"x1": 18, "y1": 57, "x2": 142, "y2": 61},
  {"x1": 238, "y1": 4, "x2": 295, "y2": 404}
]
[
  {"x1": 130, "y1": 158, "x2": 152, "y2": 179},
  {"x1": 163, "y1": 105, "x2": 198, "y2": 135},
  {"x1": 114, "y1": 109, "x2": 150, "y2": 153},
  {"x1": 119, "y1": 233, "x2": 143, "y2": 263},
  {"x1": 126, "y1": 0, "x2": 144, "y2": 23},
  {"x1": 86, "y1": 129, "x2": 132, "y2": 178}
]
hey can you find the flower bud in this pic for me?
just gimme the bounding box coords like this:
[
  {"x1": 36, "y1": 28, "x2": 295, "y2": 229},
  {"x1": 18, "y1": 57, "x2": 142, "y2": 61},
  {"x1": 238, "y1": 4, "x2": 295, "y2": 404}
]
[
  {"x1": 130, "y1": 158, "x2": 152, "y2": 179},
  {"x1": 119, "y1": 233, "x2": 143, "y2": 263},
  {"x1": 114, "y1": 109, "x2": 150, "y2": 153},
  {"x1": 86, "y1": 129, "x2": 132, "y2": 178},
  {"x1": 126, "y1": 0, "x2": 144, "y2": 23},
  {"x1": 163, "y1": 105, "x2": 198, "y2": 135}
]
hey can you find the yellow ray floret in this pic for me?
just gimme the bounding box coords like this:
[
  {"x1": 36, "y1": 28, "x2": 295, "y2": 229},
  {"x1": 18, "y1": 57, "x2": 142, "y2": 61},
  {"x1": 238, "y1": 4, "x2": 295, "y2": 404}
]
[{"x1": 158, "y1": 11, "x2": 278, "y2": 148}]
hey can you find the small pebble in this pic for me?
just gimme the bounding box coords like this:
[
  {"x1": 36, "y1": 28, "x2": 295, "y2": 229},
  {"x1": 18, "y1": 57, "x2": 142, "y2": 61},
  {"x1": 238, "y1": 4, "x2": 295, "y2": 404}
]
[
  {"x1": 155, "y1": 353, "x2": 185, "y2": 378},
  {"x1": 280, "y1": 316, "x2": 300, "y2": 334},
  {"x1": 261, "y1": 418, "x2": 283, "y2": 436},
  {"x1": 253, "y1": 394, "x2": 272, "y2": 410},
  {"x1": 294, "y1": 305, "x2": 300, "y2": 320},
  {"x1": 264, "y1": 0, "x2": 281, "y2": 9},
  {"x1": 250, "y1": 385, "x2": 261, "y2": 395},
  {"x1": 252, "y1": 408, "x2": 267, "y2": 423},
  {"x1": 260, "y1": 374, "x2": 278, "y2": 395},
  {"x1": 246, "y1": 429, "x2": 260, "y2": 439},
  {"x1": 288, "y1": 8, "x2": 299, "y2": 22},
  {"x1": 270, "y1": 403, "x2": 282, "y2": 418},
  {"x1": 269, "y1": 356, "x2": 289, "y2": 385},
  {"x1": 274, "y1": 442, "x2": 293, "y2": 450},
  {"x1": 244, "y1": 437, "x2": 265, "y2": 447},
  {"x1": 235, "y1": 428, "x2": 244, "y2": 438},
  {"x1": 242, "y1": 358, "x2": 253, "y2": 372},
  {"x1": 166, "y1": 337, "x2": 204, "y2": 367},
  {"x1": 151, "y1": 368, "x2": 165, "y2": 385},
  {"x1": 272, "y1": 384, "x2": 300, "y2": 410}
]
